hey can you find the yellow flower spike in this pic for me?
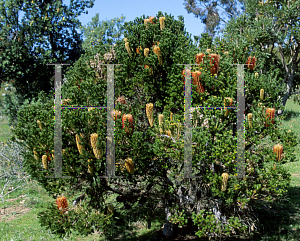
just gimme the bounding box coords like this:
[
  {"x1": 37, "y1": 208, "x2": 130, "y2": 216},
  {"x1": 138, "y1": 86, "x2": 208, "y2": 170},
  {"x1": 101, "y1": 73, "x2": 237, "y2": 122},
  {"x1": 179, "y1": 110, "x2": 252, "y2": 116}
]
[
  {"x1": 42, "y1": 155, "x2": 48, "y2": 169},
  {"x1": 144, "y1": 48, "x2": 149, "y2": 57},
  {"x1": 87, "y1": 159, "x2": 95, "y2": 174},
  {"x1": 90, "y1": 133, "x2": 102, "y2": 159},
  {"x1": 123, "y1": 38, "x2": 128, "y2": 43},
  {"x1": 158, "y1": 114, "x2": 164, "y2": 134},
  {"x1": 248, "y1": 113, "x2": 253, "y2": 128},
  {"x1": 125, "y1": 42, "x2": 131, "y2": 56},
  {"x1": 165, "y1": 130, "x2": 171, "y2": 137},
  {"x1": 33, "y1": 149, "x2": 39, "y2": 160},
  {"x1": 146, "y1": 103, "x2": 154, "y2": 127},
  {"x1": 224, "y1": 97, "x2": 233, "y2": 117},
  {"x1": 125, "y1": 158, "x2": 134, "y2": 174},
  {"x1": 144, "y1": 19, "x2": 150, "y2": 27},
  {"x1": 75, "y1": 133, "x2": 84, "y2": 155},
  {"x1": 37, "y1": 120, "x2": 43, "y2": 130},
  {"x1": 273, "y1": 144, "x2": 283, "y2": 161},
  {"x1": 159, "y1": 16, "x2": 165, "y2": 30},
  {"x1": 170, "y1": 112, "x2": 173, "y2": 122},
  {"x1": 260, "y1": 89, "x2": 264, "y2": 100},
  {"x1": 206, "y1": 49, "x2": 211, "y2": 53},
  {"x1": 255, "y1": 72, "x2": 259, "y2": 78},
  {"x1": 221, "y1": 173, "x2": 229, "y2": 191}
]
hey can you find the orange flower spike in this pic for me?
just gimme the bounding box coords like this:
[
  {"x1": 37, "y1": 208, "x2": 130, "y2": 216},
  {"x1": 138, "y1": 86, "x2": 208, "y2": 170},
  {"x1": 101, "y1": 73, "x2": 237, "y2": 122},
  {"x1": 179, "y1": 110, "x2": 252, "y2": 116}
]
[
  {"x1": 208, "y1": 54, "x2": 220, "y2": 75},
  {"x1": 122, "y1": 114, "x2": 134, "y2": 135},
  {"x1": 265, "y1": 108, "x2": 275, "y2": 127},
  {"x1": 136, "y1": 46, "x2": 142, "y2": 54},
  {"x1": 56, "y1": 196, "x2": 68, "y2": 214},
  {"x1": 144, "y1": 65, "x2": 153, "y2": 75},
  {"x1": 153, "y1": 45, "x2": 162, "y2": 65},
  {"x1": 246, "y1": 56, "x2": 257, "y2": 70},
  {"x1": 195, "y1": 53, "x2": 205, "y2": 64},
  {"x1": 192, "y1": 71, "x2": 204, "y2": 94},
  {"x1": 149, "y1": 16, "x2": 156, "y2": 24}
]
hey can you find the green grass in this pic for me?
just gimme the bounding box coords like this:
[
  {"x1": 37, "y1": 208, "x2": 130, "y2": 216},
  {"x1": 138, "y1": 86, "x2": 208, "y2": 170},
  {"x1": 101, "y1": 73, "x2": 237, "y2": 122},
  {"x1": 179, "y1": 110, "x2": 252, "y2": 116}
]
[
  {"x1": 0, "y1": 115, "x2": 12, "y2": 144},
  {"x1": 0, "y1": 86, "x2": 300, "y2": 240}
]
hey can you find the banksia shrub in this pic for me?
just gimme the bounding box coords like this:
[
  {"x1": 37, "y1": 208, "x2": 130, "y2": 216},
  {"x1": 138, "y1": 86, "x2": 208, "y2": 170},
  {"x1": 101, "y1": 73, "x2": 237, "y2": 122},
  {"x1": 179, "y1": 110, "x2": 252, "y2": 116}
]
[
  {"x1": 195, "y1": 53, "x2": 205, "y2": 64},
  {"x1": 42, "y1": 154, "x2": 48, "y2": 169},
  {"x1": 260, "y1": 89, "x2": 264, "y2": 100},
  {"x1": 125, "y1": 158, "x2": 134, "y2": 174},
  {"x1": 224, "y1": 97, "x2": 233, "y2": 117},
  {"x1": 146, "y1": 103, "x2": 154, "y2": 127},
  {"x1": 248, "y1": 113, "x2": 253, "y2": 128},
  {"x1": 221, "y1": 173, "x2": 229, "y2": 191},
  {"x1": 246, "y1": 56, "x2": 257, "y2": 70},
  {"x1": 56, "y1": 196, "x2": 68, "y2": 214},
  {"x1": 158, "y1": 114, "x2": 164, "y2": 134},
  {"x1": 265, "y1": 108, "x2": 275, "y2": 127},
  {"x1": 159, "y1": 16, "x2": 165, "y2": 30},
  {"x1": 122, "y1": 114, "x2": 133, "y2": 135},
  {"x1": 75, "y1": 133, "x2": 84, "y2": 155},
  {"x1": 90, "y1": 133, "x2": 102, "y2": 159},
  {"x1": 273, "y1": 144, "x2": 283, "y2": 161},
  {"x1": 125, "y1": 42, "x2": 131, "y2": 56}
]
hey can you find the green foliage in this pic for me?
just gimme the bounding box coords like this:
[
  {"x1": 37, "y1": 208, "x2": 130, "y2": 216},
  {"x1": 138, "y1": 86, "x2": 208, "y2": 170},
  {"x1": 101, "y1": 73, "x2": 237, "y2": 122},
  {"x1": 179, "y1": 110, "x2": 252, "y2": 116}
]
[
  {"x1": 192, "y1": 210, "x2": 247, "y2": 239},
  {"x1": 79, "y1": 13, "x2": 126, "y2": 49}
]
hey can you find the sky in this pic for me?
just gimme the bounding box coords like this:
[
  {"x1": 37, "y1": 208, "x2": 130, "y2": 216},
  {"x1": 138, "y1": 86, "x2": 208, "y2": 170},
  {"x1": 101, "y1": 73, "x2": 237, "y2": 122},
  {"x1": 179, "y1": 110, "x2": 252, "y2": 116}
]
[
  {"x1": 66, "y1": 0, "x2": 244, "y2": 42},
  {"x1": 17, "y1": 0, "x2": 245, "y2": 47}
]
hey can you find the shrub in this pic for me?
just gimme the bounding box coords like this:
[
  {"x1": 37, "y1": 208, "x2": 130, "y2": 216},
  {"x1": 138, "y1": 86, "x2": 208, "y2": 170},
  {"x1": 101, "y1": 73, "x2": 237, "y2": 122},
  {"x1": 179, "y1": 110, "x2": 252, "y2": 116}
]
[{"x1": 8, "y1": 11, "x2": 299, "y2": 240}]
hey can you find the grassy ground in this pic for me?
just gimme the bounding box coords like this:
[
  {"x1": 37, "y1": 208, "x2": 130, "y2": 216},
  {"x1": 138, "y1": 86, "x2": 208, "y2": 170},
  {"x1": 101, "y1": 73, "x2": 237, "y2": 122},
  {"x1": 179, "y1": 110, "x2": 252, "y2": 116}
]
[{"x1": 0, "y1": 86, "x2": 299, "y2": 240}]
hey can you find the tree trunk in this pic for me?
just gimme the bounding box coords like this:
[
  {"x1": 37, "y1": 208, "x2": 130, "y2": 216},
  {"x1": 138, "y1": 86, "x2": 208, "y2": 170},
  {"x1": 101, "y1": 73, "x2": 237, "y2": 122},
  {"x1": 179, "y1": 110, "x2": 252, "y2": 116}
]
[{"x1": 278, "y1": 72, "x2": 295, "y2": 116}]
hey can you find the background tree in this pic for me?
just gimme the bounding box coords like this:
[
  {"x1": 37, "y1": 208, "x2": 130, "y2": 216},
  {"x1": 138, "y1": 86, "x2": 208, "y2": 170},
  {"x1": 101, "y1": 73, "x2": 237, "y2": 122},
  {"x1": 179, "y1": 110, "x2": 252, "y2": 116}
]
[
  {"x1": 79, "y1": 13, "x2": 126, "y2": 50},
  {"x1": 0, "y1": 0, "x2": 94, "y2": 128},
  {"x1": 183, "y1": 0, "x2": 246, "y2": 39},
  {"x1": 8, "y1": 11, "x2": 298, "y2": 240},
  {"x1": 218, "y1": 0, "x2": 300, "y2": 114}
]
